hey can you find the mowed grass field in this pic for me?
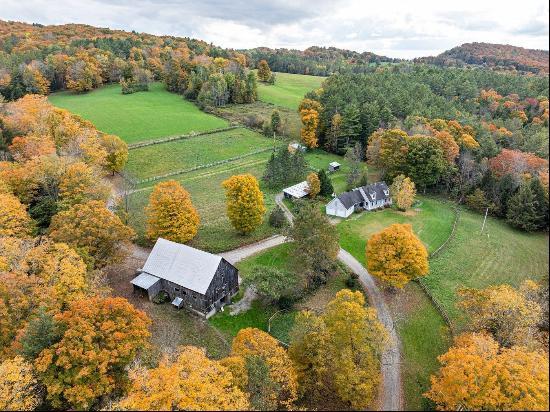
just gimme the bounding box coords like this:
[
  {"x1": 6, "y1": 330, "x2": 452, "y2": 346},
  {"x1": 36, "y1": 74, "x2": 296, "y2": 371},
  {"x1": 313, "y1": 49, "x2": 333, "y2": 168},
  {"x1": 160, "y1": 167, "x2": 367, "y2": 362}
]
[
  {"x1": 257, "y1": 71, "x2": 325, "y2": 109},
  {"x1": 49, "y1": 82, "x2": 227, "y2": 143},
  {"x1": 126, "y1": 128, "x2": 277, "y2": 181},
  {"x1": 424, "y1": 208, "x2": 549, "y2": 328},
  {"x1": 127, "y1": 152, "x2": 279, "y2": 252}
]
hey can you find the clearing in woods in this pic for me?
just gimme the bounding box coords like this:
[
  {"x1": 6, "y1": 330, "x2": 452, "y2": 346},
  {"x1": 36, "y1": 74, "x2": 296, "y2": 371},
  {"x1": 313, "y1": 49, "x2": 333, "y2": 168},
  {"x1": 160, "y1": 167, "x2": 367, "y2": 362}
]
[
  {"x1": 49, "y1": 82, "x2": 227, "y2": 143},
  {"x1": 257, "y1": 71, "x2": 326, "y2": 109}
]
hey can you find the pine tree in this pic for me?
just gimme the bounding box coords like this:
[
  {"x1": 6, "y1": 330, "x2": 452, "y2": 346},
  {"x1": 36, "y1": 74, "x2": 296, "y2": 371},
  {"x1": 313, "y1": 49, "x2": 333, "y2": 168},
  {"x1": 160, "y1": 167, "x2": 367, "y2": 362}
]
[
  {"x1": 340, "y1": 104, "x2": 362, "y2": 150},
  {"x1": 531, "y1": 177, "x2": 549, "y2": 230},
  {"x1": 271, "y1": 110, "x2": 281, "y2": 135},
  {"x1": 318, "y1": 169, "x2": 334, "y2": 197},
  {"x1": 507, "y1": 183, "x2": 539, "y2": 232}
]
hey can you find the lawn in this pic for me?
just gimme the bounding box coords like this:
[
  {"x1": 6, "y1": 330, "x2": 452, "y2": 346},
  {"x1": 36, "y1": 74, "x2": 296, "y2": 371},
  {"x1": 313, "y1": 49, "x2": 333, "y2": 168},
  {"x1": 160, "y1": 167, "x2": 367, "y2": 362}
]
[
  {"x1": 337, "y1": 197, "x2": 456, "y2": 265},
  {"x1": 126, "y1": 152, "x2": 279, "y2": 252},
  {"x1": 126, "y1": 128, "x2": 279, "y2": 181},
  {"x1": 49, "y1": 82, "x2": 227, "y2": 143},
  {"x1": 210, "y1": 242, "x2": 357, "y2": 344},
  {"x1": 336, "y1": 197, "x2": 456, "y2": 410},
  {"x1": 424, "y1": 208, "x2": 549, "y2": 328},
  {"x1": 257, "y1": 72, "x2": 326, "y2": 109}
]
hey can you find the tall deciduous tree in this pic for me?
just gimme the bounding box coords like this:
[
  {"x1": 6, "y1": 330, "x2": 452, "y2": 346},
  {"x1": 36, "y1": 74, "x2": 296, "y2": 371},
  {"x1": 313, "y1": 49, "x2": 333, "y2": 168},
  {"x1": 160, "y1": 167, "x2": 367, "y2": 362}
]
[
  {"x1": 0, "y1": 193, "x2": 34, "y2": 237},
  {"x1": 425, "y1": 333, "x2": 549, "y2": 411},
  {"x1": 366, "y1": 223, "x2": 429, "y2": 288},
  {"x1": 390, "y1": 174, "x2": 416, "y2": 211},
  {"x1": 100, "y1": 134, "x2": 128, "y2": 175},
  {"x1": 231, "y1": 328, "x2": 298, "y2": 410},
  {"x1": 222, "y1": 174, "x2": 266, "y2": 234},
  {"x1": 405, "y1": 135, "x2": 447, "y2": 190},
  {"x1": 306, "y1": 172, "x2": 320, "y2": 198},
  {"x1": 117, "y1": 346, "x2": 249, "y2": 411},
  {"x1": 146, "y1": 180, "x2": 200, "y2": 244},
  {"x1": 35, "y1": 297, "x2": 151, "y2": 410},
  {"x1": 0, "y1": 356, "x2": 42, "y2": 411},
  {"x1": 257, "y1": 60, "x2": 272, "y2": 82},
  {"x1": 49, "y1": 200, "x2": 135, "y2": 267}
]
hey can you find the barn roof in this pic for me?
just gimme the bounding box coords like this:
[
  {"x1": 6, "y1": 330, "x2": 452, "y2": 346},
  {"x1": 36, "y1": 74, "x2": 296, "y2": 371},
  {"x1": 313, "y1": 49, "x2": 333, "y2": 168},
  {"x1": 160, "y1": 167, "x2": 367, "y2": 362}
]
[
  {"x1": 131, "y1": 272, "x2": 160, "y2": 289},
  {"x1": 283, "y1": 181, "x2": 310, "y2": 199},
  {"x1": 141, "y1": 238, "x2": 224, "y2": 295}
]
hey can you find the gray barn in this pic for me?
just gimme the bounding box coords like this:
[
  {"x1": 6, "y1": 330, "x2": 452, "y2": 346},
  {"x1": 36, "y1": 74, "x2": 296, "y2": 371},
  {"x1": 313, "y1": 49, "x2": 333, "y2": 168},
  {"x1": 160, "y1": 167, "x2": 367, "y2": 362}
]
[{"x1": 131, "y1": 238, "x2": 239, "y2": 318}]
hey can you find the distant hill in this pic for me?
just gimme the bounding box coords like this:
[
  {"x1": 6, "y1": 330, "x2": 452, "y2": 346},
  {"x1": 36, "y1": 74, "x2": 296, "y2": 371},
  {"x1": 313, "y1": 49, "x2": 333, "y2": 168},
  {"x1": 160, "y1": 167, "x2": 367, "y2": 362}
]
[
  {"x1": 244, "y1": 46, "x2": 401, "y2": 76},
  {"x1": 417, "y1": 42, "x2": 549, "y2": 74}
]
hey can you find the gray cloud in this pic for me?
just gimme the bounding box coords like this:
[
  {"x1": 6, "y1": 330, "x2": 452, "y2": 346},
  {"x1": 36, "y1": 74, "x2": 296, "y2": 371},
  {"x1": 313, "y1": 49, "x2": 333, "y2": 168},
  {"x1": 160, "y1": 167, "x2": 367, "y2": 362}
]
[{"x1": 1, "y1": 0, "x2": 548, "y2": 58}]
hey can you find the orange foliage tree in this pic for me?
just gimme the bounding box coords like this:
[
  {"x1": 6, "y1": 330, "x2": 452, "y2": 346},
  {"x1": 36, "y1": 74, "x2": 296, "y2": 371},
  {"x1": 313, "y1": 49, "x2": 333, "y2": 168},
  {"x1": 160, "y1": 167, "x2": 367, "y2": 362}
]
[
  {"x1": 146, "y1": 180, "x2": 200, "y2": 244},
  {"x1": 49, "y1": 200, "x2": 135, "y2": 267},
  {"x1": 425, "y1": 333, "x2": 549, "y2": 411},
  {"x1": 35, "y1": 297, "x2": 151, "y2": 409},
  {"x1": 117, "y1": 346, "x2": 249, "y2": 411},
  {"x1": 0, "y1": 193, "x2": 34, "y2": 237},
  {"x1": 489, "y1": 148, "x2": 549, "y2": 178},
  {"x1": 306, "y1": 172, "x2": 320, "y2": 198},
  {"x1": 366, "y1": 223, "x2": 428, "y2": 288},
  {"x1": 0, "y1": 356, "x2": 42, "y2": 411}
]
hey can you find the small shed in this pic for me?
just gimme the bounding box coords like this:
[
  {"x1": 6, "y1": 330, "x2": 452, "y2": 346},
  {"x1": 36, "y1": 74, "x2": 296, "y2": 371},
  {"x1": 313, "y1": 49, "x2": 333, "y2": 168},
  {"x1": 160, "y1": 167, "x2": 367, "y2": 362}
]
[
  {"x1": 131, "y1": 238, "x2": 239, "y2": 318},
  {"x1": 283, "y1": 181, "x2": 310, "y2": 200},
  {"x1": 288, "y1": 142, "x2": 307, "y2": 153},
  {"x1": 328, "y1": 161, "x2": 341, "y2": 172}
]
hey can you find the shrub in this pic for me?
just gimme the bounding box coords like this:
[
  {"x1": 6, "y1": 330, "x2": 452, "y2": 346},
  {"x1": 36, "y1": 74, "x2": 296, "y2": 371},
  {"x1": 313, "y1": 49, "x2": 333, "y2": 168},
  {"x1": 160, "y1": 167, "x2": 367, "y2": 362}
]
[
  {"x1": 153, "y1": 291, "x2": 170, "y2": 304},
  {"x1": 269, "y1": 206, "x2": 287, "y2": 228}
]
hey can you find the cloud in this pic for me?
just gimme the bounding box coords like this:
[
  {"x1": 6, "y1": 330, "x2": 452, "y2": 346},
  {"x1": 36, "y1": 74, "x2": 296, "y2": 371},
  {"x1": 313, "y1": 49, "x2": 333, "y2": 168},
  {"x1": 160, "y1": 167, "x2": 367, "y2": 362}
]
[{"x1": 1, "y1": 0, "x2": 548, "y2": 58}]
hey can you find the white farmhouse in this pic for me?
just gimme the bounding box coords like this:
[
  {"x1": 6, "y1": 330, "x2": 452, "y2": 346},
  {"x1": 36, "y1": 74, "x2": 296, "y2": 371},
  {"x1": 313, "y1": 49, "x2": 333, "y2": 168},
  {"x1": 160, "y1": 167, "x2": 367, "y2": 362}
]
[{"x1": 326, "y1": 182, "x2": 392, "y2": 218}]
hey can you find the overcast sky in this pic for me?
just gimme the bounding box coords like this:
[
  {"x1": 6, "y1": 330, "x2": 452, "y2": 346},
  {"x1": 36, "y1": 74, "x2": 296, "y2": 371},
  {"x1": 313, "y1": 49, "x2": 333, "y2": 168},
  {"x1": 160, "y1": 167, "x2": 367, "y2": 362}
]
[{"x1": 2, "y1": 0, "x2": 549, "y2": 58}]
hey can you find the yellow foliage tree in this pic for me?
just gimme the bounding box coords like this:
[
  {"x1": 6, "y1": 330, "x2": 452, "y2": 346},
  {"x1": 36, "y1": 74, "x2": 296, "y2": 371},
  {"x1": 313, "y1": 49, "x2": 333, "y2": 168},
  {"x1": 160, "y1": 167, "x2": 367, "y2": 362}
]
[
  {"x1": 58, "y1": 161, "x2": 109, "y2": 208},
  {"x1": 435, "y1": 131, "x2": 460, "y2": 164},
  {"x1": 366, "y1": 223, "x2": 429, "y2": 288},
  {"x1": 257, "y1": 59, "x2": 271, "y2": 82},
  {"x1": 146, "y1": 180, "x2": 200, "y2": 244},
  {"x1": 0, "y1": 356, "x2": 42, "y2": 411},
  {"x1": 231, "y1": 328, "x2": 298, "y2": 409},
  {"x1": 299, "y1": 108, "x2": 319, "y2": 148},
  {"x1": 35, "y1": 297, "x2": 151, "y2": 409},
  {"x1": 0, "y1": 193, "x2": 34, "y2": 238},
  {"x1": 306, "y1": 172, "x2": 320, "y2": 198},
  {"x1": 117, "y1": 346, "x2": 249, "y2": 411},
  {"x1": 425, "y1": 333, "x2": 549, "y2": 411},
  {"x1": 222, "y1": 174, "x2": 266, "y2": 234},
  {"x1": 8, "y1": 134, "x2": 56, "y2": 162},
  {"x1": 100, "y1": 134, "x2": 128, "y2": 174},
  {"x1": 457, "y1": 282, "x2": 543, "y2": 348},
  {"x1": 390, "y1": 174, "x2": 417, "y2": 211},
  {"x1": 49, "y1": 200, "x2": 135, "y2": 267}
]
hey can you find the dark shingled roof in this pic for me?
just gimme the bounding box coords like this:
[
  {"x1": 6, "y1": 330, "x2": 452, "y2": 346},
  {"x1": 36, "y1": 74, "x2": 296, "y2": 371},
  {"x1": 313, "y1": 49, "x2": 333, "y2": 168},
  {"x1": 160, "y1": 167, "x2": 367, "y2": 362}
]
[{"x1": 336, "y1": 181, "x2": 390, "y2": 209}]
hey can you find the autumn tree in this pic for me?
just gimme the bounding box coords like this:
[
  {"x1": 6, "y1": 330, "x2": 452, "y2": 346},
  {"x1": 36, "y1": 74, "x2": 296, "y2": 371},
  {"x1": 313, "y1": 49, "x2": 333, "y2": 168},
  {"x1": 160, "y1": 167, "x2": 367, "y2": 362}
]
[
  {"x1": 58, "y1": 161, "x2": 109, "y2": 208},
  {"x1": 49, "y1": 200, "x2": 135, "y2": 267},
  {"x1": 0, "y1": 356, "x2": 42, "y2": 411},
  {"x1": 435, "y1": 130, "x2": 460, "y2": 164},
  {"x1": 0, "y1": 192, "x2": 34, "y2": 237},
  {"x1": 222, "y1": 174, "x2": 266, "y2": 234},
  {"x1": 390, "y1": 174, "x2": 416, "y2": 211},
  {"x1": 231, "y1": 328, "x2": 298, "y2": 409},
  {"x1": 117, "y1": 346, "x2": 249, "y2": 411},
  {"x1": 366, "y1": 128, "x2": 408, "y2": 180},
  {"x1": 8, "y1": 134, "x2": 56, "y2": 162},
  {"x1": 35, "y1": 297, "x2": 151, "y2": 410},
  {"x1": 306, "y1": 171, "x2": 320, "y2": 198},
  {"x1": 366, "y1": 223, "x2": 429, "y2": 288},
  {"x1": 458, "y1": 282, "x2": 543, "y2": 348},
  {"x1": 257, "y1": 60, "x2": 272, "y2": 82},
  {"x1": 99, "y1": 134, "x2": 128, "y2": 174},
  {"x1": 65, "y1": 52, "x2": 103, "y2": 92},
  {"x1": 146, "y1": 180, "x2": 200, "y2": 244},
  {"x1": 325, "y1": 112, "x2": 343, "y2": 153},
  {"x1": 288, "y1": 201, "x2": 340, "y2": 286},
  {"x1": 289, "y1": 290, "x2": 388, "y2": 409},
  {"x1": 299, "y1": 98, "x2": 322, "y2": 149},
  {"x1": 425, "y1": 333, "x2": 549, "y2": 411}
]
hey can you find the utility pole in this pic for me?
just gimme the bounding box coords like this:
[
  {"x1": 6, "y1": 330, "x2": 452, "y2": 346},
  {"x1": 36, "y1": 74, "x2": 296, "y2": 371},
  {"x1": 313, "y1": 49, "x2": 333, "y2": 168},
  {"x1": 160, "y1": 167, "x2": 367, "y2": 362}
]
[{"x1": 481, "y1": 207, "x2": 489, "y2": 234}]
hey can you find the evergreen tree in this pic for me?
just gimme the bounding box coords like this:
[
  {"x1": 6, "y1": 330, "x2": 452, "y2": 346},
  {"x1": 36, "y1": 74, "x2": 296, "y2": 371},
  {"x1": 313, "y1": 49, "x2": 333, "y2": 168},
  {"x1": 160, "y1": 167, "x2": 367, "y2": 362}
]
[
  {"x1": 498, "y1": 174, "x2": 518, "y2": 217},
  {"x1": 530, "y1": 177, "x2": 549, "y2": 230},
  {"x1": 17, "y1": 310, "x2": 64, "y2": 360},
  {"x1": 507, "y1": 183, "x2": 539, "y2": 231},
  {"x1": 262, "y1": 147, "x2": 307, "y2": 189},
  {"x1": 340, "y1": 104, "x2": 362, "y2": 151},
  {"x1": 270, "y1": 110, "x2": 281, "y2": 135},
  {"x1": 318, "y1": 169, "x2": 334, "y2": 197}
]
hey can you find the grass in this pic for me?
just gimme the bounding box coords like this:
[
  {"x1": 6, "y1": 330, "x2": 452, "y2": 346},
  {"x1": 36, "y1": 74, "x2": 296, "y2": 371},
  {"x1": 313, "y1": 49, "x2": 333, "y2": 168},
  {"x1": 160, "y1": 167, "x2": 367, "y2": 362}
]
[
  {"x1": 336, "y1": 197, "x2": 456, "y2": 410},
  {"x1": 210, "y1": 243, "x2": 356, "y2": 344},
  {"x1": 257, "y1": 72, "x2": 326, "y2": 109},
  {"x1": 424, "y1": 208, "x2": 549, "y2": 329},
  {"x1": 126, "y1": 128, "x2": 279, "y2": 180},
  {"x1": 49, "y1": 82, "x2": 227, "y2": 143},
  {"x1": 126, "y1": 153, "x2": 279, "y2": 252},
  {"x1": 337, "y1": 197, "x2": 456, "y2": 265}
]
